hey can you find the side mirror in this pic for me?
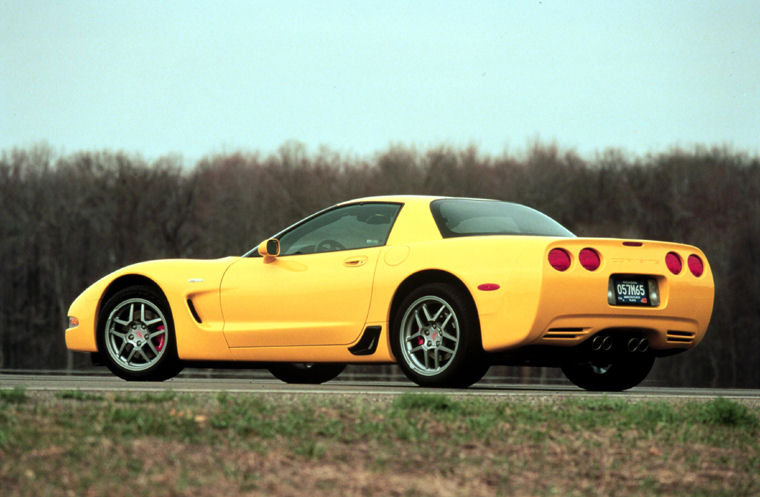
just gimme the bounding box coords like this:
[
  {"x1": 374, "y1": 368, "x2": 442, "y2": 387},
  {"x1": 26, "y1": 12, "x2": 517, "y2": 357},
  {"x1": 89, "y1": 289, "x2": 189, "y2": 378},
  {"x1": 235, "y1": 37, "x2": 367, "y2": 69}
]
[{"x1": 258, "y1": 238, "x2": 280, "y2": 261}]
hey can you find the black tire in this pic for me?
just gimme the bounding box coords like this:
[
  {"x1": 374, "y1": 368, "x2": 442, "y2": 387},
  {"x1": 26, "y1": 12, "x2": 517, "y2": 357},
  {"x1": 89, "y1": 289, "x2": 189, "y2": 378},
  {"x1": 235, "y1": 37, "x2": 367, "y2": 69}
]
[
  {"x1": 268, "y1": 363, "x2": 346, "y2": 384},
  {"x1": 561, "y1": 353, "x2": 655, "y2": 391},
  {"x1": 97, "y1": 285, "x2": 182, "y2": 381},
  {"x1": 391, "y1": 282, "x2": 487, "y2": 388}
]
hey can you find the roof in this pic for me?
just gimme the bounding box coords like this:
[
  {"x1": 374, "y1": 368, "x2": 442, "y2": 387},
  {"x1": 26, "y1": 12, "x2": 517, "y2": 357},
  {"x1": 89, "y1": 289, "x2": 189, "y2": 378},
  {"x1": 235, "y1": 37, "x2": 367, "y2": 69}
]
[{"x1": 339, "y1": 195, "x2": 445, "y2": 205}]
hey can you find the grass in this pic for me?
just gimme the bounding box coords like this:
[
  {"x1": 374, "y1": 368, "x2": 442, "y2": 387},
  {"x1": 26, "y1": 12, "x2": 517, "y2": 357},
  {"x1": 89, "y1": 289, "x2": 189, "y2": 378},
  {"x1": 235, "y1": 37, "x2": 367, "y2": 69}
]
[
  {"x1": 0, "y1": 389, "x2": 758, "y2": 496},
  {"x1": 0, "y1": 386, "x2": 28, "y2": 404}
]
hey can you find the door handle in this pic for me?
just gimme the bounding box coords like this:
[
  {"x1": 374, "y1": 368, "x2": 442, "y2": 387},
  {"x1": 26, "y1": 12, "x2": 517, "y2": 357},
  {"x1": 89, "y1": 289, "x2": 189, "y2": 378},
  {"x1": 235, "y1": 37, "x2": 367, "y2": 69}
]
[{"x1": 343, "y1": 256, "x2": 368, "y2": 267}]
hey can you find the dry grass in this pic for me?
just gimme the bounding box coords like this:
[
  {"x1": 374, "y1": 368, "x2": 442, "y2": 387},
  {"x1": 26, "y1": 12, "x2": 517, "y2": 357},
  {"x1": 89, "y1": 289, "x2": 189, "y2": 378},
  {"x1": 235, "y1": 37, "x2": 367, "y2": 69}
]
[{"x1": 1, "y1": 389, "x2": 758, "y2": 496}]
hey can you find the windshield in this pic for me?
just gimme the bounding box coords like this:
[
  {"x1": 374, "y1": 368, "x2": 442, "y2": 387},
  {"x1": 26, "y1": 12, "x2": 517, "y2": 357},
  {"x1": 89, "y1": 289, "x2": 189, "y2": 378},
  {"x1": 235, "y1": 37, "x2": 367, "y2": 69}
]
[{"x1": 430, "y1": 199, "x2": 574, "y2": 238}]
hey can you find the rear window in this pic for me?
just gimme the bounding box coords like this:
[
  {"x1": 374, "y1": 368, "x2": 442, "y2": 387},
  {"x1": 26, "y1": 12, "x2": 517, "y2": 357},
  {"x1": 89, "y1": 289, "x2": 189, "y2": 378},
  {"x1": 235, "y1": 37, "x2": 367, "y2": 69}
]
[{"x1": 430, "y1": 199, "x2": 575, "y2": 238}]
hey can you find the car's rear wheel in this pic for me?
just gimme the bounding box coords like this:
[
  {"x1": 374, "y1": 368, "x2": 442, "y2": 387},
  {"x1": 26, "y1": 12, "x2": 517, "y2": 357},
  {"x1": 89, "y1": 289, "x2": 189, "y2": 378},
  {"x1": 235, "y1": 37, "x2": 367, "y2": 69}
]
[
  {"x1": 561, "y1": 353, "x2": 655, "y2": 391},
  {"x1": 268, "y1": 363, "x2": 346, "y2": 384},
  {"x1": 391, "y1": 283, "x2": 487, "y2": 388},
  {"x1": 97, "y1": 285, "x2": 182, "y2": 381}
]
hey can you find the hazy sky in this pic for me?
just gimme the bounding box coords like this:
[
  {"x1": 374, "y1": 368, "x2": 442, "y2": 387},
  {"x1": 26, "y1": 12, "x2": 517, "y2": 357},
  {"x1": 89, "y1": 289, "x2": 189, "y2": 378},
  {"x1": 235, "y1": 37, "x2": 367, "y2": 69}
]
[{"x1": 2, "y1": 1, "x2": 758, "y2": 162}]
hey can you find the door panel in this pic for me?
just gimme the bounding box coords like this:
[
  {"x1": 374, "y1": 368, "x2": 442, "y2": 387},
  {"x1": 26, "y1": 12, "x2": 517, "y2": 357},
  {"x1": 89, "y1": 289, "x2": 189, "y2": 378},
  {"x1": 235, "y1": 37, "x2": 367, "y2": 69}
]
[{"x1": 220, "y1": 248, "x2": 379, "y2": 347}]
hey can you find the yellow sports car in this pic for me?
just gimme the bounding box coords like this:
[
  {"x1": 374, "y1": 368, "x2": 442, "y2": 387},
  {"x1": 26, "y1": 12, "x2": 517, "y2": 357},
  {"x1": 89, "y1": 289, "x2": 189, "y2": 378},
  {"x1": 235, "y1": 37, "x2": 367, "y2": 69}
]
[{"x1": 65, "y1": 196, "x2": 714, "y2": 391}]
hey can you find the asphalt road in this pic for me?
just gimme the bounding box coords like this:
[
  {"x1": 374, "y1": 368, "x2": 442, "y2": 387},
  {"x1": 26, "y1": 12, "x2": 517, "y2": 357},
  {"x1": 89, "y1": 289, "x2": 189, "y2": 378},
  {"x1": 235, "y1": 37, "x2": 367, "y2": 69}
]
[{"x1": 2, "y1": 372, "x2": 759, "y2": 403}]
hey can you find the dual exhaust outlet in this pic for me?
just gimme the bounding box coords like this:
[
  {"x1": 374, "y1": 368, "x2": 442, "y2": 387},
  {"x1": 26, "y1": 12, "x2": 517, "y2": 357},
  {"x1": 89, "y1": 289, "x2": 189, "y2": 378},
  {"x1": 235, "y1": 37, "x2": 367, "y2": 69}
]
[{"x1": 591, "y1": 335, "x2": 649, "y2": 353}]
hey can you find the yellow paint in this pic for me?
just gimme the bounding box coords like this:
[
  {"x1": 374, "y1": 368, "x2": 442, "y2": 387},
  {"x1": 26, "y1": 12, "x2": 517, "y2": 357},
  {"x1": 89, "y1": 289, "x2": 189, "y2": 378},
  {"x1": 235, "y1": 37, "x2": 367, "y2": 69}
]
[
  {"x1": 66, "y1": 196, "x2": 715, "y2": 365},
  {"x1": 220, "y1": 248, "x2": 379, "y2": 347}
]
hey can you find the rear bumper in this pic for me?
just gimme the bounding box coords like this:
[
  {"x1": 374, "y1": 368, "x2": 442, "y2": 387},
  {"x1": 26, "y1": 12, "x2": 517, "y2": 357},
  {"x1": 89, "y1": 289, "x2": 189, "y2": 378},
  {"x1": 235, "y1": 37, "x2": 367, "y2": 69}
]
[{"x1": 533, "y1": 313, "x2": 702, "y2": 349}]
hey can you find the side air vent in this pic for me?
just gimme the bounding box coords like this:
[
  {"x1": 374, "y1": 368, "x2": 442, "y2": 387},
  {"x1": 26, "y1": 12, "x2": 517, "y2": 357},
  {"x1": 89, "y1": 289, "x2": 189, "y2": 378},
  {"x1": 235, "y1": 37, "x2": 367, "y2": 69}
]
[
  {"x1": 543, "y1": 328, "x2": 587, "y2": 340},
  {"x1": 349, "y1": 326, "x2": 381, "y2": 356},
  {"x1": 187, "y1": 299, "x2": 203, "y2": 324},
  {"x1": 666, "y1": 330, "x2": 695, "y2": 343}
]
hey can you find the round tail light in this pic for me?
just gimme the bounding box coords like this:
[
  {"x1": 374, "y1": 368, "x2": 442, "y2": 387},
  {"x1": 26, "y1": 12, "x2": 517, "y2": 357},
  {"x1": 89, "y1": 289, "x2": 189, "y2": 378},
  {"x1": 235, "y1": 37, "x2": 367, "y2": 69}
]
[
  {"x1": 665, "y1": 252, "x2": 682, "y2": 274},
  {"x1": 579, "y1": 248, "x2": 601, "y2": 271},
  {"x1": 548, "y1": 248, "x2": 571, "y2": 271},
  {"x1": 688, "y1": 254, "x2": 704, "y2": 277}
]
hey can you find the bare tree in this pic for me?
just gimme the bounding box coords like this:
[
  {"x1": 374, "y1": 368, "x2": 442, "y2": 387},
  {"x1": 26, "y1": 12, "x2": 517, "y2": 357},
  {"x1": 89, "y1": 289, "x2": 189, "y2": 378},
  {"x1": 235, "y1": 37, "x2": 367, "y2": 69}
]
[{"x1": 0, "y1": 143, "x2": 757, "y2": 387}]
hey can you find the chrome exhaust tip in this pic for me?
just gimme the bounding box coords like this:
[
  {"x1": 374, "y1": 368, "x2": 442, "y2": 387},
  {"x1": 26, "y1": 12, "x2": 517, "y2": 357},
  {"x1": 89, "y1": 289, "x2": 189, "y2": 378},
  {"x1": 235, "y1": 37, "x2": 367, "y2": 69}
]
[
  {"x1": 627, "y1": 337, "x2": 649, "y2": 353},
  {"x1": 592, "y1": 335, "x2": 614, "y2": 351}
]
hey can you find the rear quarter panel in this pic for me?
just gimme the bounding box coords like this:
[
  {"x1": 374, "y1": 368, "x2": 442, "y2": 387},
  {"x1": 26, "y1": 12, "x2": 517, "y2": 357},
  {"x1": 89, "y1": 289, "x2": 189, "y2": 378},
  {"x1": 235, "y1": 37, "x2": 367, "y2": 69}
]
[
  {"x1": 370, "y1": 236, "x2": 714, "y2": 358},
  {"x1": 368, "y1": 236, "x2": 556, "y2": 356}
]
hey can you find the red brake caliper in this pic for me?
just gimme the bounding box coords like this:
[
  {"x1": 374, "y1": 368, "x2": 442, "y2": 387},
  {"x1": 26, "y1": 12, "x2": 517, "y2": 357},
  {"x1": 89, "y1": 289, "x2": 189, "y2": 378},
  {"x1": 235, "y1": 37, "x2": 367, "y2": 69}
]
[{"x1": 156, "y1": 325, "x2": 165, "y2": 351}]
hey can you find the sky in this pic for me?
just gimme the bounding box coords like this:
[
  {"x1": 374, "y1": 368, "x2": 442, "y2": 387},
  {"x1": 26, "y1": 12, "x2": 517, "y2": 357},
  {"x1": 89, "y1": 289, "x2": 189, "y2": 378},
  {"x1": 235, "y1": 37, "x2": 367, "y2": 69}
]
[{"x1": 1, "y1": 1, "x2": 758, "y2": 163}]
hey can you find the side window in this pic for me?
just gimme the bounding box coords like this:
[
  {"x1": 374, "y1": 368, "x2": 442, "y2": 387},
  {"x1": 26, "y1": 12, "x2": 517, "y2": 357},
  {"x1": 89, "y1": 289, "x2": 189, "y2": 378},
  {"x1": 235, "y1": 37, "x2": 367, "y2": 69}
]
[{"x1": 278, "y1": 203, "x2": 402, "y2": 256}]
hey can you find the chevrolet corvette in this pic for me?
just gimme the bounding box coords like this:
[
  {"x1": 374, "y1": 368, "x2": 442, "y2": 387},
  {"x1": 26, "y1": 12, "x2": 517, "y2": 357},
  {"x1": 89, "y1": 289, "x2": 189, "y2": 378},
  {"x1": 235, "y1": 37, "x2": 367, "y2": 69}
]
[{"x1": 65, "y1": 196, "x2": 714, "y2": 391}]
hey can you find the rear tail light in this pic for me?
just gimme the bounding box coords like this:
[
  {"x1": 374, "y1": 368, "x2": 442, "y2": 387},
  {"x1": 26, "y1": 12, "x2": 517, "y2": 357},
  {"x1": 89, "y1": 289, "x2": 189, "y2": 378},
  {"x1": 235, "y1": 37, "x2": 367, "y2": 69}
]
[
  {"x1": 548, "y1": 248, "x2": 571, "y2": 271},
  {"x1": 665, "y1": 252, "x2": 682, "y2": 274},
  {"x1": 579, "y1": 248, "x2": 601, "y2": 271},
  {"x1": 688, "y1": 254, "x2": 704, "y2": 277}
]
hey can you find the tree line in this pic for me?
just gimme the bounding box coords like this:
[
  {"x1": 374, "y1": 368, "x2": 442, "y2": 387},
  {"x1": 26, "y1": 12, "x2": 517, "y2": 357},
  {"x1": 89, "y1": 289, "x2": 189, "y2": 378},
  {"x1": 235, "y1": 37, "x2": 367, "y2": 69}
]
[{"x1": 1, "y1": 142, "x2": 758, "y2": 387}]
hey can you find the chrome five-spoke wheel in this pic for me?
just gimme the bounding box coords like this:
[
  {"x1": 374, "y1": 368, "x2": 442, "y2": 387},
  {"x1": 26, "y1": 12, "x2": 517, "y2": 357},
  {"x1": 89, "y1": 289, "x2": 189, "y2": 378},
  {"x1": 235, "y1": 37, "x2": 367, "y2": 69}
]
[
  {"x1": 399, "y1": 295, "x2": 460, "y2": 377},
  {"x1": 105, "y1": 298, "x2": 168, "y2": 372},
  {"x1": 97, "y1": 285, "x2": 181, "y2": 381},
  {"x1": 392, "y1": 282, "x2": 488, "y2": 388}
]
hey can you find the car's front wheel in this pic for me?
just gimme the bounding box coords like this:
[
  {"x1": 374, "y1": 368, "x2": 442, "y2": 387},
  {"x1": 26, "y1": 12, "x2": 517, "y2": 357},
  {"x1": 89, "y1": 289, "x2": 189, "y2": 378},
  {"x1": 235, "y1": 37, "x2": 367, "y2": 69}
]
[
  {"x1": 561, "y1": 353, "x2": 655, "y2": 391},
  {"x1": 97, "y1": 285, "x2": 182, "y2": 381},
  {"x1": 268, "y1": 363, "x2": 346, "y2": 384},
  {"x1": 391, "y1": 282, "x2": 488, "y2": 388}
]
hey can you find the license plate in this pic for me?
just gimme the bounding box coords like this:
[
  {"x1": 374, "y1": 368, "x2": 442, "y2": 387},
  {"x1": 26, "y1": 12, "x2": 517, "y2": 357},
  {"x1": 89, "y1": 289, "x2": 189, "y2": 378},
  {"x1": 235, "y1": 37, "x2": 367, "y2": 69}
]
[{"x1": 613, "y1": 278, "x2": 652, "y2": 306}]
